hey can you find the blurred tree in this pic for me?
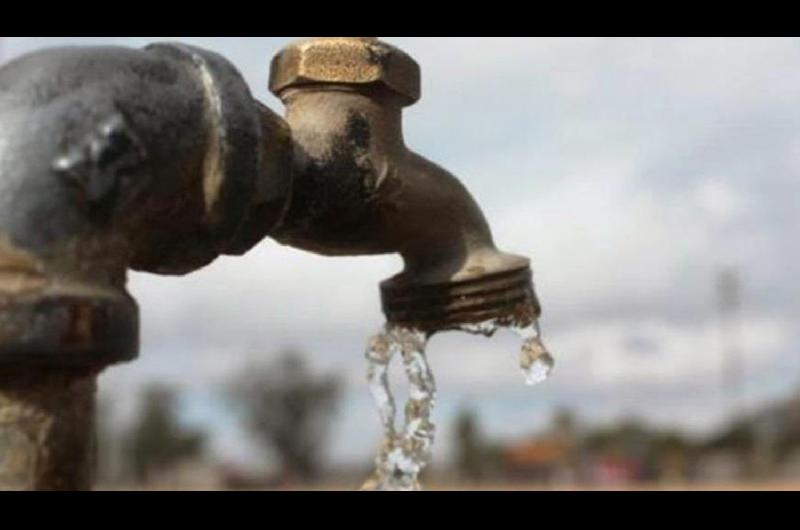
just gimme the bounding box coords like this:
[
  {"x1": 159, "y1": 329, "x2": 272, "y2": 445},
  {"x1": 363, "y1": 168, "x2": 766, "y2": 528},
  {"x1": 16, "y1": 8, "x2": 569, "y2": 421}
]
[
  {"x1": 651, "y1": 431, "x2": 695, "y2": 482},
  {"x1": 452, "y1": 407, "x2": 508, "y2": 481},
  {"x1": 552, "y1": 408, "x2": 577, "y2": 441},
  {"x1": 702, "y1": 417, "x2": 759, "y2": 478},
  {"x1": 581, "y1": 419, "x2": 699, "y2": 483},
  {"x1": 229, "y1": 350, "x2": 342, "y2": 483},
  {"x1": 122, "y1": 385, "x2": 207, "y2": 484},
  {"x1": 453, "y1": 407, "x2": 485, "y2": 481},
  {"x1": 551, "y1": 408, "x2": 581, "y2": 482},
  {"x1": 583, "y1": 420, "x2": 651, "y2": 458},
  {"x1": 776, "y1": 416, "x2": 800, "y2": 463},
  {"x1": 704, "y1": 419, "x2": 755, "y2": 453}
]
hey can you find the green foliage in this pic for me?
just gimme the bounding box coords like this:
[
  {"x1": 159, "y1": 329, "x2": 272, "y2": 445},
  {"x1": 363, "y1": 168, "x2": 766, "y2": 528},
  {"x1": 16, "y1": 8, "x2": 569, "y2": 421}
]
[
  {"x1": 452, "y1": 406, "x2": 508, "y2": 480},
  {"x1": 122, "y1": 385, "x2": 206, "y2": 484},
  {"x1": 229, "y1": 350, "x2": 342, "y2": 482},
  {"x1": 453, "y1": 407, "x2": 484, "y2": 480}
]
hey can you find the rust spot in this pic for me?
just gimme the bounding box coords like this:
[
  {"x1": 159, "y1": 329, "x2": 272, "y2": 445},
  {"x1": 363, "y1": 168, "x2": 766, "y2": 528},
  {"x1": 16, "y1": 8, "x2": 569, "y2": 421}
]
[{"x1": 61, "y1": 303, "x2": 93, "y2": 348}]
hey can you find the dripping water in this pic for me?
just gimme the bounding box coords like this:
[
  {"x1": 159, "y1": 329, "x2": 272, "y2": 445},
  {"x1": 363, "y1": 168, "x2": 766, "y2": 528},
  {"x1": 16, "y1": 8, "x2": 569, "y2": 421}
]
[
  {"x1": 361, "y1": 325, "x2": 434, "y2": 491},
  {"x1": 460, "y1": 318, "x2": 555, "y2": 385},
  {"x1": 361, "y1": 318, "x2": 553, "y2": 491}
]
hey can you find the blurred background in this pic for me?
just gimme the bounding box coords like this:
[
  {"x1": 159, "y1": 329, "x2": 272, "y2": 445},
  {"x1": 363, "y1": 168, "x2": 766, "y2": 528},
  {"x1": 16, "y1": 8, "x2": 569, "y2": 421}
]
[{"x1": 2, "y1": 37, "x2": 798, "y2": 490}]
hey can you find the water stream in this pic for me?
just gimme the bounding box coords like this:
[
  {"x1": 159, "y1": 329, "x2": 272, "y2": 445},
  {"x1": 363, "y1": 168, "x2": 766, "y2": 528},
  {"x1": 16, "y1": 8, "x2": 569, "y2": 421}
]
[{"x1": 360, "y1": 318, "x2": 554, "y2": 491}]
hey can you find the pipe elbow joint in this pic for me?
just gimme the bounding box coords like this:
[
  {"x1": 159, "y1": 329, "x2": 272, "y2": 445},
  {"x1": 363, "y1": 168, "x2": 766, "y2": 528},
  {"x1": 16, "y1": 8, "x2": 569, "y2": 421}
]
[{"x1": 0, "y1": 43, "x2": 292, "y2": 367}]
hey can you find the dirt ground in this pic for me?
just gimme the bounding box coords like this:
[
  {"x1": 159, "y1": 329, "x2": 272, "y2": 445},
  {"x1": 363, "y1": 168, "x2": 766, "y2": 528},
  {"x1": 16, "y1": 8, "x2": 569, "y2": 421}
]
[
  {"x1": 426, "y1": 481, "x2": 800, "y2": 491},
  {"x1": 97, "y1": 479, "x2": 800, "y2": 491}
]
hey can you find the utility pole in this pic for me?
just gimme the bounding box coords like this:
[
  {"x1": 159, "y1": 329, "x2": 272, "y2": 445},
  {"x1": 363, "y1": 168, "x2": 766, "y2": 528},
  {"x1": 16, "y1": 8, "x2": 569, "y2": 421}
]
[
  {"x1": 717, "y1": 267, "x2": 769, "y2": 478},
  {"x1": 717, "y1": 268, "x2": 744, "y2": 423}
]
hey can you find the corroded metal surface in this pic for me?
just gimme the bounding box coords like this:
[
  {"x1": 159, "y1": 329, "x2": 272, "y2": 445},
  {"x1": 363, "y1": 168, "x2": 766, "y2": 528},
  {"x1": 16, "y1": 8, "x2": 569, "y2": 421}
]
[
  {"x1": 268, "y1": 37, "x2": 539, "y2": 331},
  {"x1": 0, "y1": 289, "x2": 137, "y2": 366},
  {"x1": 0, "y1": 367, "x2": 97, "y2": 490},
  {"x1": 381, "y1": 267, "x2": 540, "y2": 332},
  {"x1": 0, "y1": 42, "x2": 291, "y2": 366},
  {"x1": 0, "y1": 42, "x2": 293, "y2": 490}
]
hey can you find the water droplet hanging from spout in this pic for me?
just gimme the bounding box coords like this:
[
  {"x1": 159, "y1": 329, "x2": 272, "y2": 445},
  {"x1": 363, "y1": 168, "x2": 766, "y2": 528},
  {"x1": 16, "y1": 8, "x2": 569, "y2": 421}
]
[
  {"x1": 460, "y1": 317, "x2": 555, "y2": 386},
  {"x1": 515, "y1": 322, "x2": 555, "y2": 386}
]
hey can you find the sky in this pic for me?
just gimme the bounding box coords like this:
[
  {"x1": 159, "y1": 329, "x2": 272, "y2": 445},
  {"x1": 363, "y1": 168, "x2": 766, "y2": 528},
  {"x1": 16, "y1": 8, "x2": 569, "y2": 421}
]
[{"x1": 2, "y1": 37, "x2": 799, "y2": 468}]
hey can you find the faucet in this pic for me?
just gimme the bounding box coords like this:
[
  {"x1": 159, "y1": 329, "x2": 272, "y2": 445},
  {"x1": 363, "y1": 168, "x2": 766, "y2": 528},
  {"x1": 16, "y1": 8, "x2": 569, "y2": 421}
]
[
  {"x1": 266, "y1": 37, "x2": 540, "y2": 333},
  {"x1": 0, "y1": 37, "x2": 543, "y2": 490}
]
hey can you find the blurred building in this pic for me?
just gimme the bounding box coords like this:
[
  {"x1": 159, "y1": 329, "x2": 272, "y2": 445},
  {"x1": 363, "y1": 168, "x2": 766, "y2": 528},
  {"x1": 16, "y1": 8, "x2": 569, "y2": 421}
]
[
  {"x1": 500, "y1": 409, "x2": 580, "y2": 486},
  {"x1": 503, "y1": 437, "x2": 571, "y2": 482}
]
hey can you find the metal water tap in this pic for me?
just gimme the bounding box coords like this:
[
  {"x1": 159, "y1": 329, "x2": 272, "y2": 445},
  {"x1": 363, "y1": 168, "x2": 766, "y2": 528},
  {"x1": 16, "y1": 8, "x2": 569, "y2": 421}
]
[
  {"x1": 266, "y1": 37, "x2": 540, "y2": 332},
  {"x1": 0, "y1": 37, "x2": 543, "y2": 490}
]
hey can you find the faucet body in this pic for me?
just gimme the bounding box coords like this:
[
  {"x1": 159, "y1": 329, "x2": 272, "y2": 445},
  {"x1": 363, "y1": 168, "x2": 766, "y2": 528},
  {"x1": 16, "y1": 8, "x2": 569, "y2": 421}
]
[
  {"x1": 268, "y1": 38, "x2": 539, "y2": 331},
  {"x1": 273, "y1": 86, "x2": 524, "y2": 283}
]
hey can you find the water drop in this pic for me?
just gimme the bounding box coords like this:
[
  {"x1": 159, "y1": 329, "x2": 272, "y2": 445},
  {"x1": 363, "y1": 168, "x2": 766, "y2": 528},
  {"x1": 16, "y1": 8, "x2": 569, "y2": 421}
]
[
  {"x1": 519, "y1": 337, "x2": 555, "y2": 385},
  {"x1": 512, "y1": 320, "x2": 555, "y2": 386}
]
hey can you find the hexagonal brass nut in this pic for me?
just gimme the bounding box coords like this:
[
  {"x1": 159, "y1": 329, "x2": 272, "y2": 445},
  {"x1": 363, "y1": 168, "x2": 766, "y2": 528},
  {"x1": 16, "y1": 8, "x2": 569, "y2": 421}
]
[{"x1": 269, "y1": 37, "x2": 421, "y2": 106}]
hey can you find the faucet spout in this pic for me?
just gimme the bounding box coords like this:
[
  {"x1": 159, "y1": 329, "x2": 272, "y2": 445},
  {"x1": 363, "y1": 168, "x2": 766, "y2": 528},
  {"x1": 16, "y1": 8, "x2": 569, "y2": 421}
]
[{"x1": 268, "y1": 38, "x2": 540, "y2": 332}]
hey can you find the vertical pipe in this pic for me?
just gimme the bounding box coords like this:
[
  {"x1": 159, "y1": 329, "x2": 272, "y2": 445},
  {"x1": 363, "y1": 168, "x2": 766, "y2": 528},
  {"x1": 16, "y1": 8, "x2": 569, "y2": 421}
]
[{"x1": 0, "y1": 367, "x2": 98, "y2": 490}]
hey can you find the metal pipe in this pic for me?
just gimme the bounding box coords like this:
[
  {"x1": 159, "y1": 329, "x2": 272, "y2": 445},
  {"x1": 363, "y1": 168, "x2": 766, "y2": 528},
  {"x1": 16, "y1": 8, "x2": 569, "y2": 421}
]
[
  {"x1": 0, "y1": 42, "x2": 291, "y2": 489},
  {"x1": 0, "y1": 367, "x2": 97, "y2": 490}
]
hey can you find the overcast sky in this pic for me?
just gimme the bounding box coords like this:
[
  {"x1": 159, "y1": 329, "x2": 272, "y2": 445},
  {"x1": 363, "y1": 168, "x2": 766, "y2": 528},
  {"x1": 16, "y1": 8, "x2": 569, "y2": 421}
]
[{"x1": 2, "y1": 37, "x2": 799, "y2": 467}]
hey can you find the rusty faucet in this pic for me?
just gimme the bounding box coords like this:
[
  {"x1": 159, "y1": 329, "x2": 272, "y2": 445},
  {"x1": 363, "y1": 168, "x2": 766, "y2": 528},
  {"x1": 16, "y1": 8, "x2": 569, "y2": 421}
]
[
  {"x1": 267, "y1": 37, "x2": 539, "y2": 332},
  {"x1": 0, "y1": 37, "x2": 542, "y2": 490}
]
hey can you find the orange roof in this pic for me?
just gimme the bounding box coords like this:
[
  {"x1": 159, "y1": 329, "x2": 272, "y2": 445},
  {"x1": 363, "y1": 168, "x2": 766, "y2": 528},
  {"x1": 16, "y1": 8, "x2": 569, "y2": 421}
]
[{"x1": 505, "y1": 438, "x2": 569, "y2": 467}]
